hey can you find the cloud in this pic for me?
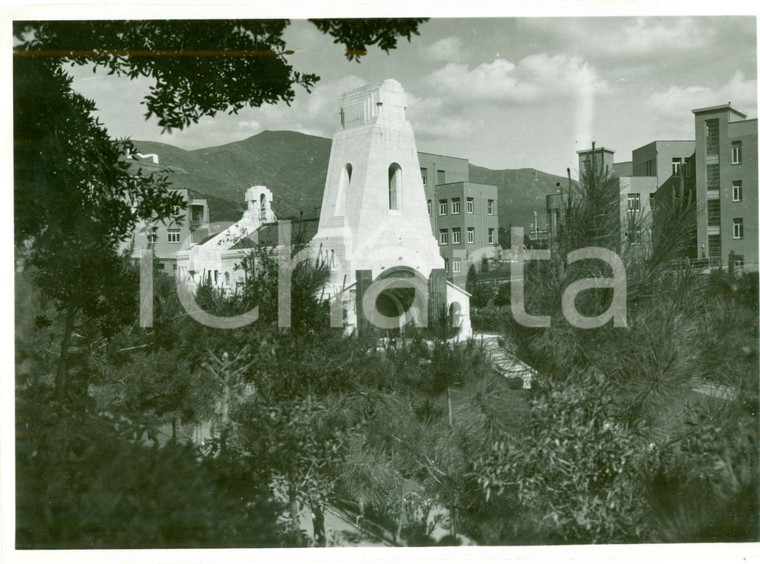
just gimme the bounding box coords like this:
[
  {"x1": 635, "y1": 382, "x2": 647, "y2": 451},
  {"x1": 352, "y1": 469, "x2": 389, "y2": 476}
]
[
  {"x1": 422, "y1": 36, "x2": 465, "y2": 62},
  {"x1": 614, "y1": 17, "x2": 712, "y2": 56},
  {"x1": 646, "y1": 71, "x2": 757, "y2": 117},
  {"x1": 413, "y1": 115, "x2": 477, "y2": 139},
  {"x1": 519, "y1": 17, "x2": 719, "y2": 60},
  {"x1": 405, "y1": 92, "x2": 477, "y2": 139},
  {"x1": 236, "y1": 119, "x2": 263, "y2": 131},
  {"x1": 252, "y1": 74, "x2": 367, "y2": 137},
  {"x1": 424, "y1": 53, "x2": 607, "y2": 104}
]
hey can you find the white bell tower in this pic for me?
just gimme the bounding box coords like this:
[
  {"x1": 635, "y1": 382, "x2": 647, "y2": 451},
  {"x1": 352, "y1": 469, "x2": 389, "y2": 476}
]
[{"x1": 312, "y1": 79, "x2": 444, "y2": 294}]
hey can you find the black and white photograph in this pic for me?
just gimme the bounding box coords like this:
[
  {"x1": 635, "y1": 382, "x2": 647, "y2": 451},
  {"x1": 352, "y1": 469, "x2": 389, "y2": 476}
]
[{"x1": 5, "y1": 4, "x2": 759, "y2": 562}]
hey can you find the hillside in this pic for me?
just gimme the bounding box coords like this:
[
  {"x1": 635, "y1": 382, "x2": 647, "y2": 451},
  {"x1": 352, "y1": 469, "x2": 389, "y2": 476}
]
[
  {"x1": 134, "y1": 131, "x2": 568, "y2": 229},
  {"x1": 468, "y1": 165, "x2": 570, "y2": 230},
  {"x1": 134, "y1": 131, "x2": 331, "y2": 222}
]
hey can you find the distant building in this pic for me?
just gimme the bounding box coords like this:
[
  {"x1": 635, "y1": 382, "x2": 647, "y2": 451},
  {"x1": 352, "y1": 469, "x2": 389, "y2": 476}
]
[
  {"x1": 564, "y1": 103, "x2": 757, "y2": 272},
  {"x1": 126, "y1": 152, "x2": 211, "y2": 274},
  {"x1": 418, "y1": 152, "x2": 500, "y2": 278},
  {"x1": 631, "y1": 140, "x2": 696, "y2": 182},
  {"x1": 574, "y1": 145, "x2": 659, "y2": 248},
  {"x1": 692, "y1": 104, "x2": 758, "y2": 271}
]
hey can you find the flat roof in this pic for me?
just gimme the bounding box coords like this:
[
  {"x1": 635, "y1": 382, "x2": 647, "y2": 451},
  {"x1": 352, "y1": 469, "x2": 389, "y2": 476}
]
[
  {"x1": 576, "y1": 147, "x2": 615, "y2": 154},
  {"x1": 435, "y1": 181, "x2": 498, "y2": 189},
  {"x1": 418, "y1": 150, "x2": 469, "y2": 163},
  {"x1": 692, "y1": 104, "x2": 747, "y2": 118}
]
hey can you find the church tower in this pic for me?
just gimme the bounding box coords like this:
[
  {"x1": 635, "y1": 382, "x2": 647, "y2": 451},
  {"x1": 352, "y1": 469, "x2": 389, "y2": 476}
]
[{"x1": 312, "y1": 79, "x2": 444, "y2": 296}]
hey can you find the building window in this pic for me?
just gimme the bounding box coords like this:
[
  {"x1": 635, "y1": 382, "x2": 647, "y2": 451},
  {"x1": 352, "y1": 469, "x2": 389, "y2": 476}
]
[
  {"x1": 708, "y1": 234, "x2": 721, "y2": 258},
  {"x1": 437, "y1": 170, "x2": 446, "y2": 185},
  {"x1": 452, "y1": 228, "x2": 461, "y2": 244},
  {"x1": 335, "y1": 163, "x2": 352, "y2": 216},
  {"x1": 488, "y1": 228, "x2": 495, "y2": 244},
  {"x1": 733, "y1": 181, "x2": 743, "y2": 202},
  {"x1": 466, "y1": 198, "x2": 474, "y2": 214},
  {"x1": 260, "y1": 194, "x2": 267, "y2": 218},
  {"x1": 707, "y1": 200, "x2": 721, "y2": 227},
  {"x1": 444, "y1": 258, "x2": 449, "y2": 272},
  {"x1": 467, "y1": 227, "x2": 475, "y2": 244},
  {"x1": 439, "y1": 200, "x2": 448, "y2": 216},
  {"x1": 190, "y1": 204, "x2": 205, "y2": 229},
  {"x1": 672, "y1": 158, "x2": 682, "y2": 176},
  {"x1": 705, "y1": 119, "x2": 719, "y2": 154},
  {"x1": 451, "y1": 198, "x2": 460, "y2": 215},
  {"x1": 167, "y1": 228, "x2": 181, "y2": 243},
  {"x1": 683, "y1": 160, "x2": 690, "y2": 177},
  {"x1": 733, "y1": 218, "x2": 744, "y2": 239},
  {"x1": 732, "y1": 142, "x2": 742, "y2": 164},
  {"x1": 487, "y1": 199, "x2": 495, "y2": 215},
  {"x1": 649, "y1": 193, "x2": 656, "y2": 212},
  {"x1": 452, "y1": 260, "x2": 461, "y2": 274},
  {"x1": 706, "y1": 163, "x2": 720, "y2": 188},
  {"x1": 627, "y1": 193, "x2": 640, "y2": 214},
  {"x1": 421, "y1": 167, "x2": 428, "y2": 186},
  {"x1": 388, "y1": 162, "x2": 402, "y2": 210},
  {"x1": 645, "y1": 160, "x2": 653, "y2": 176},
  {"x1": 427, "y1": 200, "x2": 432, "y2": 215},
  {"x1": 147, "y1": 225, "x2": 158, "y2": 244},
  {"x1": 439, "y1": 230, "x2": 448, "y2": 245}
]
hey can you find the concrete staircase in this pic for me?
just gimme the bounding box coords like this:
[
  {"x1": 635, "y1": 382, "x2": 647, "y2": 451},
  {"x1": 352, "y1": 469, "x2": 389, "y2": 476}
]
[{"x1": 476, "y1": 333, "x2": 535, "y2": 389}]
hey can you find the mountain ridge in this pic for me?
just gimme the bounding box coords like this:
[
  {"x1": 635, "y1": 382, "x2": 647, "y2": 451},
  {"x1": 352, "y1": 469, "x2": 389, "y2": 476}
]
[{"x1": 133, "y1": 131, "x2": 567, "y2": 229}]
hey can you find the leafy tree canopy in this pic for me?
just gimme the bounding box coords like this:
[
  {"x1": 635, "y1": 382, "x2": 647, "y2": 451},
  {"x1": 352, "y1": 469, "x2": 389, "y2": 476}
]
[{"x1": 14, "y1": 19, "x2": 427, "y2": 130}]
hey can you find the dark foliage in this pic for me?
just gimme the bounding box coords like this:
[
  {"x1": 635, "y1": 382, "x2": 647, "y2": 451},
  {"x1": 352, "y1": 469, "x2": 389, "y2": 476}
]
[{"x1": 16, "y1": 385, "x2": 287, "y2": 549}]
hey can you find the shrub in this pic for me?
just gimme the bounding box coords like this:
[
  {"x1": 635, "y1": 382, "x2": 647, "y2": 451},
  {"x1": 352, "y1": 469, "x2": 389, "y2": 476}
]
[
  {"x1": 471, "y1": 371, "x2": 648, "y2": 544},
  {"x1": 506, "y1": 376, "x2": 524, "y2": 390},
  {"x1": 16, "y1": 385, "x2": 287, "y2": 548},
  {"x1": 641, "y1": 414, "x2": 759, "y2": 542}
]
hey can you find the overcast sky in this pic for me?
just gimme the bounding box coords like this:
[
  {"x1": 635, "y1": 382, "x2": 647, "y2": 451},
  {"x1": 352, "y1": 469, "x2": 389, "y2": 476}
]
[{"x1": 69, "y1": 16, "x2": 757, "y2": 178}]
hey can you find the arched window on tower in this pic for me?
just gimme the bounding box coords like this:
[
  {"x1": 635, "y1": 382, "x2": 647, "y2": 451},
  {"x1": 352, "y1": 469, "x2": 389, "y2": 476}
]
[
  {"x1": 388, "y1": 163, "x2": 401, "y2": 210},
  {"x1": 335, "y1": 163, "x2": 352, "y2": 216},
  {"x1": 260, "y1": 194, "x2": 267, "y2": 219}
]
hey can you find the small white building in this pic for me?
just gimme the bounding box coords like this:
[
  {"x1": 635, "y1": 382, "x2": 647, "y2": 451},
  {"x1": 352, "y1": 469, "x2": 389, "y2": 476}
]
[{"x1": 175, "y1": 186, "x2": 276, "y2": 293}]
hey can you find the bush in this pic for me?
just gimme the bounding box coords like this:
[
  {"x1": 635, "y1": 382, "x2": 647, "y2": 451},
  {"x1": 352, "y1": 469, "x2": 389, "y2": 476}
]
[
  {"x1": 471, "y1": 372, "x2": 648, "y2": 544},
  {"x1": 505, "y1": 376, "x2": 524, "y2": 390},
  {"x1": 471, "y1": 305, "x2": 509, "y2": 333},
  {"x1": 16, "y1": 385, "x2": 288, "y2": 549},
  {"x1": 641, "y1": 414, "x2": 759, "y2": 542}
]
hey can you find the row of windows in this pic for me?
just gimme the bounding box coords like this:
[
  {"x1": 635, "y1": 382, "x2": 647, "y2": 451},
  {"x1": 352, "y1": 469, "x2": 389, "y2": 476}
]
[
  {"x1": 443, "y1": 258, "x2": 462, "y2": 273},
  {"x1": 707, "y1": 200, "x2": 745, "y2": 239},
  {"x1": 703, "y1": 181, "x2": 744, "y2": 202},
  {"x1": 420, "y1": 167, "x2": 446, "y2": 187},
  {"x1": 147, "y1": 227, "x2": 182, "y2": 244},
  {"x1": 428, "y1": 198, "x2": 496, "y2": 216},
  {"x1": 439, "y1": 228, "x2": 496, "y2": 245}
]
